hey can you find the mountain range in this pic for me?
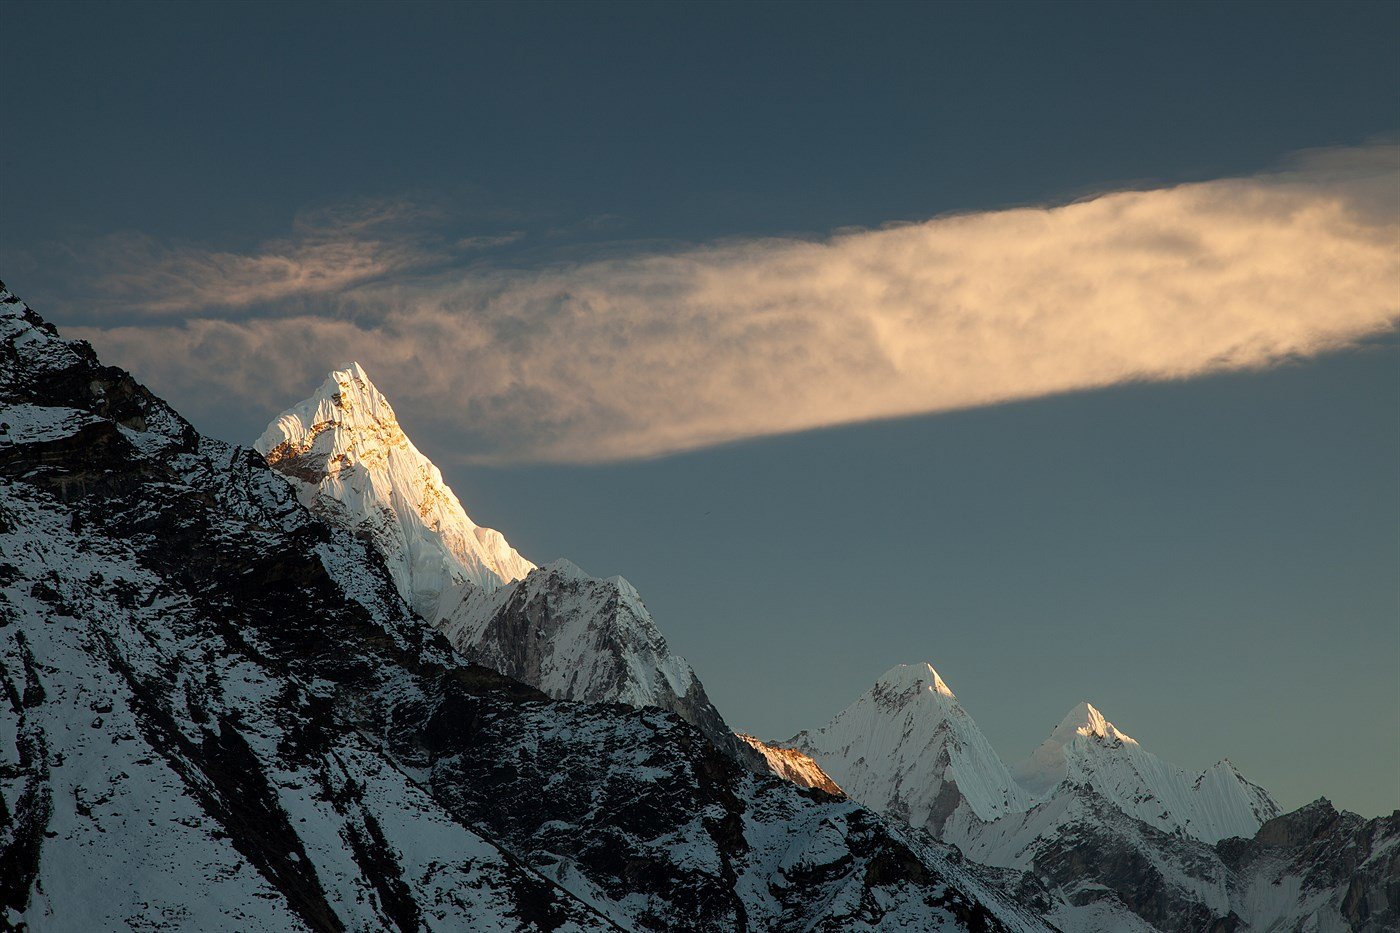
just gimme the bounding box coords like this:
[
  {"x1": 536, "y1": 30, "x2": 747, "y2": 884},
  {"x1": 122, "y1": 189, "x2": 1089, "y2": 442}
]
[{"x1": 1, "y1": 281, "x2": 1394, "y2": 931}]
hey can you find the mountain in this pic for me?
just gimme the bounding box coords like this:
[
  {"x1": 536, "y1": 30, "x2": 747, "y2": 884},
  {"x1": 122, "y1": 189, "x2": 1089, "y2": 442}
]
[
  {"x1": 781, "y1": 663, "x2": 1033, "y2": 833},
  {"x1": 786, "y1": 667, "x2": 1394, "y2": 932},
  {"x1": 254, "y1": 362, "x2": 533, "y2": 607},
  {"x1": 736, "y1": 734, "x2": 843, "y2": 796},
  {"x1": 0, "y1": 282, "x2": 1053, "y2": 931},
  {"x1": 1011, "y1": 702, "x2": 1279, "y2": 844},
  {"x1": 257, "y1": 365, "x2": 748, "y2": 760}
]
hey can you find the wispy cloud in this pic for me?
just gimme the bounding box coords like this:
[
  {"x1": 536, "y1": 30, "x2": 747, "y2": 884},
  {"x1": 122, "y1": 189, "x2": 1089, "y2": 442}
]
[
  {"x1": 86, "y1": 199, "x2": 465, "y2": 315},
  {"x1": 71, "y1": 145, "x2": 1399, "y2": 464}
]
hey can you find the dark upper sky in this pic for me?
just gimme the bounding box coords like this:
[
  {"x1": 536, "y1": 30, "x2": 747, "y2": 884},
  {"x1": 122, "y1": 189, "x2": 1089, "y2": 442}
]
[{"x1": 2, "y1": 1, "x2": 1397, "y2": 815}]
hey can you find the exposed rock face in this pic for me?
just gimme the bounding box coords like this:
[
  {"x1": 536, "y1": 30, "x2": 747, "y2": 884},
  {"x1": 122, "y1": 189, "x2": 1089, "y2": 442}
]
[
  {"x1": 442, "y1": 557, "x2": 759, "y2": 764},
  {"x1": 0, "y1": 283, "x2": 1053, "y2": 931},
  {"x1": 257, "y1": 367, "x2": 754, "y2": 765},
  {"x1": 1219, "y1": 799, "x2": 1400, "y2": 933},
  {"x1": 737, "y1": 733, "x2": 844, "y2": 796}
]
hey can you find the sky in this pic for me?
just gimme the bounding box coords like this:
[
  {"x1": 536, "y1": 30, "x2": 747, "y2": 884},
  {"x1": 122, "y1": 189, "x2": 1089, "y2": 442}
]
[{"x1": 2, "y1": 1, "x2": 1397, "y2": 816}]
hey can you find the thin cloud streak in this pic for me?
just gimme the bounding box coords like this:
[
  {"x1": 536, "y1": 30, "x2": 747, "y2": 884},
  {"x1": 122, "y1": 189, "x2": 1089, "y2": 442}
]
[
  {"x1": 88, "y1": 200, "x2": 461, "y2": 315},
  {"x1": 74, "y1": 146, "x2": 1399, "y2": 464}
]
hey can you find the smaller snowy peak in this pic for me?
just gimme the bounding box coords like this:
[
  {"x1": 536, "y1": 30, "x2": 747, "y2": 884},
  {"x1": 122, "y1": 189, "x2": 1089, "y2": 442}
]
[
  {"x1": 783, "y1": 661, "x2": 1032, "y2": 830},
  {"x1": 871, "y1": 662, "x2": 958, "y2": 703},
  {"x1": 1012, "y1": 703, "x2": 1280, "y2": 844},
  {"x1": 439, "y1": 558, "x2": 756, "y2": 763},
  {"x1": 1015, "y1": 701, "x2": 1140, "y2": 797},
  {"x1": 1053, "y1": 701, "x2": 1135, "y2": 746},
  {"x1": 442, "y1": 559, "x2": 695, "y2": 709}
]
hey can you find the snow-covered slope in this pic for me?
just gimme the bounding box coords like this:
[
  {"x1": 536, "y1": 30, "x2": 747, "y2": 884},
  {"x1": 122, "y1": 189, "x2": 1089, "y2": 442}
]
[
  {"x1": 1, "y1": 282, "x2": 1057, "y2": 932},
  {"x1": 783, "y1": 663, "x2": 1032, "y2": 833},
  {"x1": 1011, "y1": 702, "x2": 1279, "y2": 844},
  {"x1": 258, "y1": 367, "x2": 747, "y2": 760},
  {"x1": 737, "y1": 734, "x2": 843, "y2": 795},
  {"x1": 254, "y1": 362, "x2": 534, "y2": 613}
]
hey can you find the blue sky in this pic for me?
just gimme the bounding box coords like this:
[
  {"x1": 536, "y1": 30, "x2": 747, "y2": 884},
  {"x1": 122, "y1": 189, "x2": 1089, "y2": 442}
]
[{"x1": 3, "y1": 1, "x2": 1397, "y2": 815}]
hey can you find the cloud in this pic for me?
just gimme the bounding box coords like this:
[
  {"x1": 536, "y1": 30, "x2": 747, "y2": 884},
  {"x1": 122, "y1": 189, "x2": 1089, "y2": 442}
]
[
  {"x1": 70, "y1": 146, "x2": 1400, "y2": 464},
  {"x1": 84, "y1": 199, "x2": 454, "y2": 315}
]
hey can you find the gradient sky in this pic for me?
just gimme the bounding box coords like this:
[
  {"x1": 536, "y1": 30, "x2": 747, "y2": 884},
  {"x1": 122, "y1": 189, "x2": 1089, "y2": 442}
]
[{"x1": 3, "y1": 1, "x2": 1397, "y2": 816}]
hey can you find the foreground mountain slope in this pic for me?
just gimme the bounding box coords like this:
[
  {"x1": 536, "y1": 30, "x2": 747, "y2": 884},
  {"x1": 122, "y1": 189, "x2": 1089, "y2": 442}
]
[
  {"x1": 782, "y1": 663, "x2": 1032, "y2": 833},
  {"x1": 0, "y1": 283, "x2": 1051, "y2": 932},
  {"x1": 258, "y1": 366, "x2": 750, "y2": 761},
  {"x1": 0, "y1": 289, "x2": 609, "y2": 932}
]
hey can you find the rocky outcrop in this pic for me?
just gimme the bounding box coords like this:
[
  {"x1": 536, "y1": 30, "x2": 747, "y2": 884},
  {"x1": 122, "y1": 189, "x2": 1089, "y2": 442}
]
[
  {"x1": 443, "y1": 558, "x2": 761, "y2": 765},
  {"x1": 737, "y1": 733, "x2": 844, "y2": 795},
  {"x1": 1219, "y1": 799, "x2": 1400, "y2": 932}
]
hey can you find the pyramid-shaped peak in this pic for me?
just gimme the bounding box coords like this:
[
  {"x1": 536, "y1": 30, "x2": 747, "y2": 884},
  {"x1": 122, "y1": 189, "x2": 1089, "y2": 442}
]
[
  {"x1": 1051, "y1": 701, "x2": 1137, "y2": 746},
  {"x1": 255, "y1": 362, "x2": 534, "y2": 596},
  {"x1": 873, "y1": 662, "x2": 957, "y2": 700},
  {"x1": 316, "y1": 362, "x2": 394, "y2": 414},
  {"x1": 255, "y1": 363, "x2": 405, "y2": 460}
]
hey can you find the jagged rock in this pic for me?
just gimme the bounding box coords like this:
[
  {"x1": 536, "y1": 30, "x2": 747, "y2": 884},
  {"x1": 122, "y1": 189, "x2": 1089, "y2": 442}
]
[{"x1": 736, "y1": 733, "x2": 844, "y2": 795}]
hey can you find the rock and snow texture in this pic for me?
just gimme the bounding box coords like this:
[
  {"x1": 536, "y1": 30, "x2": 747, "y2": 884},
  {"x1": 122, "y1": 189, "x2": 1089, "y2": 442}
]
[
  {"x1": 783, "y1": 663, "x2": 1032, "y2": 833},
  {"x1": 737, "y1": 733, "x2": 844, "y2": 796},
  {"x1": 1, "y1": 282, "x2": 1057, "y2": 932},
  {"x1": 1011, "y1": 701, "x2": 1279, "y2": 844},
  {"x1": 254, "y1": 362, "x2": 534, "y2": 613},
  {"x1": 0, "y1": 286, "x2": 610, "y2": 933},
  {"x1": 258, "y1": 367, "x2": 748, "y2": 760},
  {"x1": 440, "y1": 557, "x2": 748, "y2": 756}
]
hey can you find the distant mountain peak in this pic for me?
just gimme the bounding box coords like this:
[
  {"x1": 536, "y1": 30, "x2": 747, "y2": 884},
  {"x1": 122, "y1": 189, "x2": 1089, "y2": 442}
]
[
  {"x1": 1012, "y1": 702, "x2": 1279, "y2": 844},
  {"x1": 873, "y1": 662, "x2": 957, "y2": 701},
  {"x1": 1047, "y1": 701, "x2": 1138, "y2": 749},
  {"x1": 784, "y1": 662, "x2": 1031, "y2": 829}
]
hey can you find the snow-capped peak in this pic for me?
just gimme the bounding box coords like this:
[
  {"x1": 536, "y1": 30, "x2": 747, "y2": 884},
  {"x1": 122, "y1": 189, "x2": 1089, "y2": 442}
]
[
  {"x1": 783, "y1": 661, "x2": 1032, "y2": 830},
  {"x1": 255, "y1": 364, "x2": 534, "y2": 613},
  {"x1": 1047, "y1": 701, "x2": 1137, "y2": 748},
  {"x1": 255, "y1": 368, "x2": 752, "y2": 761},
  {"x1": 1012, "y1": 703, "x2": 1280, "y2": 844},
  {"x1": 872, "y1": 662, "x2": 957, "y2": 701}
]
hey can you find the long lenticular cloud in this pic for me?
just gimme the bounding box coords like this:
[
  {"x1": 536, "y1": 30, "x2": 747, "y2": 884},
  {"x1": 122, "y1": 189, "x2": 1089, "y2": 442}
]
[{"x1": 73, "y1": 145, "x2": 1399, "y2": 464}]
